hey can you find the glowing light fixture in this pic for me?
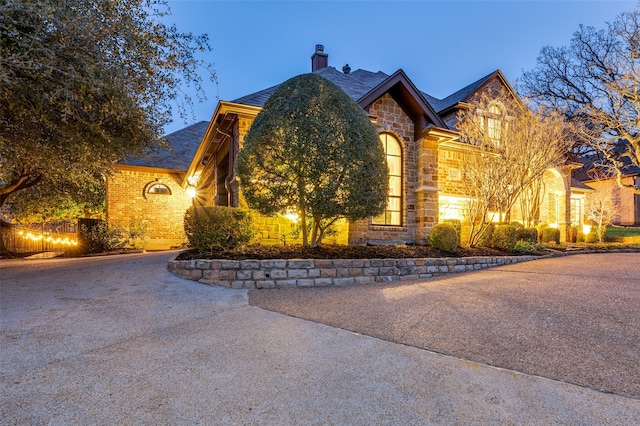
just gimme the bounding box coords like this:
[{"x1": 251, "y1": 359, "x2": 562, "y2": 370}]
[{"x1": 186, "y1": 186, "x2": 197, "y2": 198}]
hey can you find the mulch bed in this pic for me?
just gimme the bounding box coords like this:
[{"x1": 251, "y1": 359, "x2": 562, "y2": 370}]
[{"x1": 175, "y1": 244, "x2": 518, "y2": 261}]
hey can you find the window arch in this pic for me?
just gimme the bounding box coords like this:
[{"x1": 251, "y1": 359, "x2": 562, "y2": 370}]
[
  {"x1": 144, "y1": 182, "x2": 172, "y2": 197},
  {"x1": 372, "y1": 133, "x2": 402, "y2": 226}
]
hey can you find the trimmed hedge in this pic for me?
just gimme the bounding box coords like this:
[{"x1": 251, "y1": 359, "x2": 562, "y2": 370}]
[
  {"x1": 429, "y1": 223, "x2": 459, "y2": 253},
  {"x1": 184, "y1": 206, "x2": 254, "y2": 251},
  {"x1": 477, "y1": 223, "x2": 495, "y2": 248},
  {"x1": 541, "y1": 227, "x2": 561, "y2": 244},
  {"x1": 515, "y1": 228, "x2": 538, "y2": 243},
  {"x1": 492, "y1": 224, "x2": 517, "y2": 251}
]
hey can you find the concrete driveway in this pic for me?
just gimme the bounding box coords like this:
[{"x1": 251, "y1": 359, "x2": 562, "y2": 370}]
[{"x1": 1, "y1": 251, "x2": 639, "y2": 424}]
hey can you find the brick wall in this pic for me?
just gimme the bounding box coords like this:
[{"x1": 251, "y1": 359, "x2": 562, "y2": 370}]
[{"x1": 106, "y1": 167, "x2": 191, "y2": 249}]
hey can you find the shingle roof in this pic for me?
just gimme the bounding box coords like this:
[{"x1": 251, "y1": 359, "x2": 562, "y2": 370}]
[
  {"x1": 232, "y1": 67, "x2": 390, "y2": 107},
  {"x1": 119, "y1": 121, "x2": 209, "y2": 170},
  {"x1": 431, "y1": 71, "x2": 498, "y2": 112}
]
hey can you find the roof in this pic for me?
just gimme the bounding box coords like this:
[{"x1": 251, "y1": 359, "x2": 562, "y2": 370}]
[
  {"x1": 574, "y1": 150, "x2": 640, "y2": 182},
  {"x1": 430, "y1": 71, "x2": 498, "y2": 113},
  {"x1": 119, "y1": 121, "x2": 209, "y2": 170},
  {"x1": 570, "y1": 177, "x2": 594, "y2": 191},
  {"x1": 232, "y1": 67, "x2": 390, "y2": 107}
]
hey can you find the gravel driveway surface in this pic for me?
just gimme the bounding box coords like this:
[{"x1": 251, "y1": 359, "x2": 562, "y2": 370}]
[
  {"x1": 2, "y1": 251, "x2": 639, "y2": 424},
  {"x1": 250, "y1": 252, "x2": 640, "y2": 399}
]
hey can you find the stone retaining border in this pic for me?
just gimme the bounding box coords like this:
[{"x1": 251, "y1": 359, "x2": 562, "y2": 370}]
[{"x1": 168, "y1": 255, "x2": 540, "y2": 289}]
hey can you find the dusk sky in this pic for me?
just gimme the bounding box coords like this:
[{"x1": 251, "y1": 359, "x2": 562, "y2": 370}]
[{"x1": 163, "y1": 0, "x2": 637, "y2": 134}]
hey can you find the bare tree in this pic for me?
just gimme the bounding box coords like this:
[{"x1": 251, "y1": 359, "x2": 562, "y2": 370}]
[
  {"x1": 585, "y1": 179, "x2": 620, "y2": 242},
  {"x1": 521, "y1": 7, "x2": 640, "y2": 193},
  {"x1": 456, "y1": 91, "x2": 571, "y2": 246}
]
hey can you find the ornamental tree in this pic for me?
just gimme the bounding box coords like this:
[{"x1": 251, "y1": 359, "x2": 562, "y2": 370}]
[
  {"x1": 0, "y1": 0, "x2": 216, "y2": 214},
  {"x1": 521, "y1": 7, "x2": 640, "y2": 193},
  {"x1": 455, "y1": 90, "x2": 571, "y2": 246},
  {"x1": 236, "y1": 73, "x2": 388, "y2": 248}
]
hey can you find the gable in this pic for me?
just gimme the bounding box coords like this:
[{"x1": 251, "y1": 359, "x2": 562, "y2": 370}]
[{"x1": 357, "y1": 69, "x2": 447, "y2": 130}]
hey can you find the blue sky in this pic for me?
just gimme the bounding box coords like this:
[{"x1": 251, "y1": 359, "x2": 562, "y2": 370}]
[{"x1": 163, "y1": 0, "x2": 637, "y2": 134}]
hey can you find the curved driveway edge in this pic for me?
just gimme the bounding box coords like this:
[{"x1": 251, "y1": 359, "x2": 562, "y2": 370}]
[
  {"x1": 2, "y1": 251, "x2": 639, "y2": 424},
  {"x1": 250, "y1": 252, "x2": 640, "y2": 399}
]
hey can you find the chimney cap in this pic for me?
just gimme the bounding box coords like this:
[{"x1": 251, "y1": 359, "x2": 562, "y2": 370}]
[{"x1": 315, "y1": 44, "x2": 324, "y2": 53}]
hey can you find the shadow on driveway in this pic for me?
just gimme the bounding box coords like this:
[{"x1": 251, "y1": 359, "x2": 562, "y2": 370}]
[{"x1": 250, "y1": 253, "x2": 640, "y2": 399}]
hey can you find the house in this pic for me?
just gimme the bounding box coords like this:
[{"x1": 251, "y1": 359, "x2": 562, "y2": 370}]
[
  {"x1": 106, "y1": 121, "x2": 208, "y2": 250},
  {"x1": 575, "y1": 153, "x2": 640, "y2": 226},
  {"x1": 106, "y1": 45, "x2": 590, "y2": 249}
]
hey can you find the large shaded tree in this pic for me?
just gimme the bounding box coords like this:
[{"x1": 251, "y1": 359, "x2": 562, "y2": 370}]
[
  {"x1": 236, "y1": 73, "x2": 388, "y2": 248},
  {"x1": 521, "y1": 7, "x2": 639, "y2": 192},
  {"x1": 0, "y1": 0, "x2": 215, "y2": 214}
]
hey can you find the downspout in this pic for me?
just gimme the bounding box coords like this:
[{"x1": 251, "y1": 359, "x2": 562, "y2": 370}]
[{"x1": 218, "y1": 127, "x2": 237, "y2": 207}]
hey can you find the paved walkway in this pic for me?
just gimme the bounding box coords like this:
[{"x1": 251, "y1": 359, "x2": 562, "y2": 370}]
[{"x1": 1, "y1": 252, "x2": 639, "y2": 424}]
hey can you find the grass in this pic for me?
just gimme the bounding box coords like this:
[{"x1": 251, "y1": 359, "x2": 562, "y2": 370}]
[{"x1": 606, "y1": 226, "x2": 640, "y2": 238}]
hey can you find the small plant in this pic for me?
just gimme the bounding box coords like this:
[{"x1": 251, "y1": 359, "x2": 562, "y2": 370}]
[
  {"x1": 428, "y1": 223, "x2": 459, "y2": 253},
  {"x1": 514, "y1": 239, "x2": 538, "y2": 254},
  {"x1": 541, "y1": 227, "x2": 560, "y2": 244},
  {"x1": 492, "y1": 224, "x2": 517, "y2": 251},
  {"x1": 184, "y1": 206, "x2": 254, "y2": 251},
  {"x1": 127, "y1": 219, "x2": 149, "y2": 249},
  {"x1": 81, "y1": 221, "x2": 127, "y2": 253}
]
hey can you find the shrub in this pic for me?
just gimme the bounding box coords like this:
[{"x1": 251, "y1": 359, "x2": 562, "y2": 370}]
[
  {"x1": 80, "y1": 221, "x2": 127, "y2": 253},
  {"x1": 492, "y1": 224, "x2": 517, "y2": 251},
  {"x1": 577, "y1": 232, "x2": 586, "y2": 243},
  {"x1": 184, "y1": 206, "x2": 254, "y2": 251},
  {"x1": 515, "y1": 228, "x2": 538, "y2": 243},
  {"x1": 536, "y1": 224, "x2": 548, "y2": 242},
  {"x1": 127, "y1": 219, "x2": 149, "y2": 249},
  {"x1": 441, "y1": 219, "x2": 462, "y2": 237},
  {"x1": 509, "y1": 222, "x2": 524, "y2": 229},
  {"x1": 514, "y1": 239, "x2": 537, "y2": 254},
  {"x1": 585, "y1": 232, "x2": 598, "y2": 243},
  {"x1": 428, "y1": 223, "x2": 459, "y2": 253},
  {"x1": 541, "y1": 227, "x2": 561, "y2": 244},
  {"x1": 476, "y1": 223, "x2": 495, "y2": 247}
]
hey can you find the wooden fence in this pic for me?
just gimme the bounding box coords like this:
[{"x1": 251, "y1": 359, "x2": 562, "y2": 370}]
[{"x1": 0, "y1": 222, "x2": 79, "y2": 255}]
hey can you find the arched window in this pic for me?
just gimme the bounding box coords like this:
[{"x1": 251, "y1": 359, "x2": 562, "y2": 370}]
[
  {"x1": 147, "y1": 182, "x2": 171, "y2": 195},
  {"x1": 372, "y1": 133, "x2": 402, "y2": 226},
  {"x1": 487, "y1": 102, "x2": 505, "y2": 146}
]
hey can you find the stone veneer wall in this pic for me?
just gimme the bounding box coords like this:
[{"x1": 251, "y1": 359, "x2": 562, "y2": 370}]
[
  {"x1": 168, "y1": 255, "x2": 538, "y2": 290},
  {"x1": 349, "y1": 94, "x2": 417, "y2": 245}
]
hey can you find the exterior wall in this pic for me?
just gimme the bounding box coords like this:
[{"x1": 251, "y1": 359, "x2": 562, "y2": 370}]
[
  {"x1": 106, "y1": 167, "x2": 191, "y2": 249},
  {"x1": 348, "y1": 94, "x2": 418, "y2": 245},
  {"x1": 586, "y1": 176, "x2": 639, "y2": 226}
]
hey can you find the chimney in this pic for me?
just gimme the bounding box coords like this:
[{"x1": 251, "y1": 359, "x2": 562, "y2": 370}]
[{"x1": 311, "y1": 44, "x2": 328, "y2": 72}]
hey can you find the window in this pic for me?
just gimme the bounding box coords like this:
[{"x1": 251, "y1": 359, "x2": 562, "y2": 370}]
[
  {"x1": 487, "y1": 104, "x2": 502, "y2": 144},
  {"x1": 570, "y1": 198, "x2": 582, "y2": 226},
  {"x1": 372, "y1": 133, "x2": 402, "y2": 226},
  {"x1": 147, "y1": 182, "x2": 171, "y2": 195}
]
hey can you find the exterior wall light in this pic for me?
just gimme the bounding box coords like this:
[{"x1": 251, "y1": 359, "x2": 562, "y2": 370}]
[{"x1": 186, "y1": 186, "x2": 197, "y2": 198}]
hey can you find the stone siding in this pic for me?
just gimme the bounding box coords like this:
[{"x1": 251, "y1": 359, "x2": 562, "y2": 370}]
[
  {"x1": 169, "y1": 255, "x2": 539, "y2": 289},
  {"x1": 349, "y1": 94, "x2": 417, "y2": 245}
]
